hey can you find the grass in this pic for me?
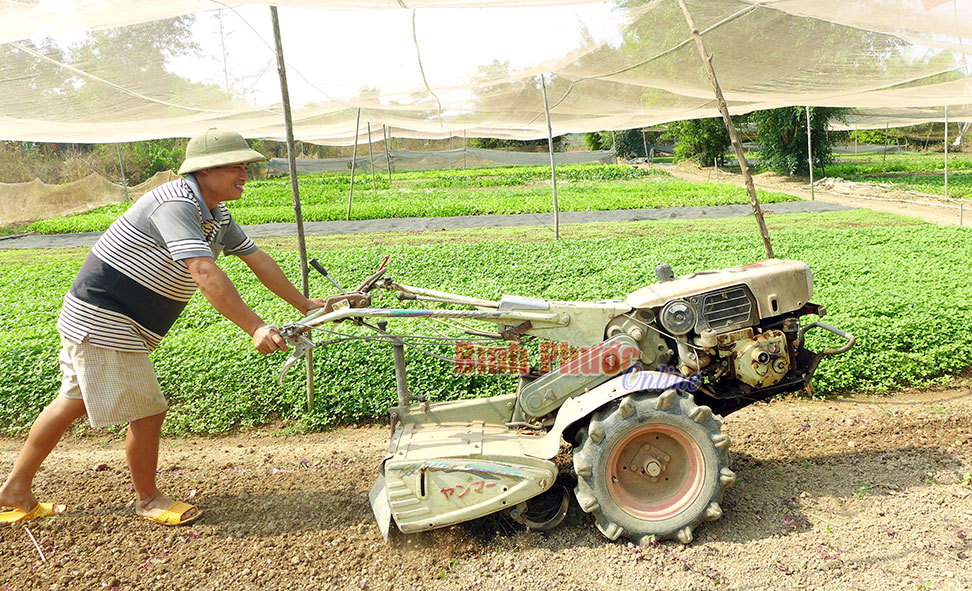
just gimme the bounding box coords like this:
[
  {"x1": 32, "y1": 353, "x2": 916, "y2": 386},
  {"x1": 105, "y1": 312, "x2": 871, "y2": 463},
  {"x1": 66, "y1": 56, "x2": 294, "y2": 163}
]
[
  {"x1": 2, "y1": 209, "x2": 971, "y2": 436},
  {"x1": 25, "y1": 164, "x2": 799, "y2": 234}
]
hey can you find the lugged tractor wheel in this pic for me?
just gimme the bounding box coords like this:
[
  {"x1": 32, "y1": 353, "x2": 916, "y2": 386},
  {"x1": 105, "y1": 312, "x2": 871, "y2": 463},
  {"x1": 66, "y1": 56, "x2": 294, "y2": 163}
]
[{"x1": 572, "y1": 389, "x2": 734, "y2": 545}]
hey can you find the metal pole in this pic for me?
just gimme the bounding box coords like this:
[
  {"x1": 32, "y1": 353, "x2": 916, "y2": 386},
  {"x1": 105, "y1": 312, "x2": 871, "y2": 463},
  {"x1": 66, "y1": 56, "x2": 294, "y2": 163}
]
[
  {"x1": 463, "y1": 129, "x2": 467, "y2": 170},
  {"x1": 944, "y1": 105, "x2": 949, "y2": 199},
  {"x1": 678, "y1": 0, "x2": 773, "y2": 259},
  {"x1": 540, "y1": 74, "x2": 560, "y2": 241},
  {"x1": 346, "y1": 108, "x2": 361, "y2": 221},
  {"x1": 854, "y1": 124, "x2": 858, "y2": 155},
  {"x1": 367, "y1": 121, "x2": 377, "y2": 193},
  {"x1": 806, "y1": 106, "x2": 814, "y2": 201},
  {"x1": 270, "y1": 6, "x2": 314, "y2": 410},
  {"x1": 382, "y1": 124, "x2": 392, "y2": 187},
  {"x1": 115, "y1": 143, "x2": 130, "y2": 201},
  {"x1": 641, "y1": 129, "x2": 649, "y2": 159}
]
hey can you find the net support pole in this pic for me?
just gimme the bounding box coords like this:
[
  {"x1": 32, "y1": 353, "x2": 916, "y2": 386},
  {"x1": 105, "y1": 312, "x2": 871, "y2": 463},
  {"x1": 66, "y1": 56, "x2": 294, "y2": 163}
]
[
  {"x1": 944, "y1": 105, "x2": 950, "y2": 199},
  {"x1": 463, "y1": 130, "x2": 467, "y2": 170},
  {"x1": 540, "y1": 74, "x2": 560, "y2": 241},
  {"x1": 367, "y1": 121, "x2": 377, "y2": 193},
  {"x1": 346, "y1": 108, "x2": 361, "y2": 221},
  {"x1": 806, "y1": 106, "x2": 814, "y2": 201},
  {"x1": 115, "y1": 143, "x2": 130, "y2": 201},
  {"x1": 678, "y1": 0, "x2": 773, "y2": 259},
  {"x1": 883, "y1": 122, "x2": 889, "y2": 164},
  {"x1": 641, "y1": 129, "x2": 649, "y2": 159},
  {"x1": 383, "y1": 124, "x2": 392, "y2": 187},
  {"x1": 270, "y1": 5, "x2": 314, "y2": 410}
]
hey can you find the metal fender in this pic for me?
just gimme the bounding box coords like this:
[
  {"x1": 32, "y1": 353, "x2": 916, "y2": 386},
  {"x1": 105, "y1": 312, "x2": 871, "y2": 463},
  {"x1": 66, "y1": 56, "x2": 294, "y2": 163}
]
[{"x1": 518, "y1": 368, "x2": 698, "y2": 461}]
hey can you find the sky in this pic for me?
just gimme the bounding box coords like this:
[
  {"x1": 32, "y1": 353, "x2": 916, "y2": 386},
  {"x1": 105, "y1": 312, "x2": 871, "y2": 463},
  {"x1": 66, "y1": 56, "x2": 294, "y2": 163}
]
[{"x1": 168, "y1": 2, "x2": 627, "y2": 107}]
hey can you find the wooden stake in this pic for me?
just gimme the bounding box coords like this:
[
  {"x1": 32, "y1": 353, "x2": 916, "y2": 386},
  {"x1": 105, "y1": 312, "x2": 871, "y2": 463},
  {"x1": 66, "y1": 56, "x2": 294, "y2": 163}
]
[
  {"x1": 346, "y1": 108, "x2": 360, "y2": 221},
  {"x1": 677, "y1": 0, "x2": 773, "y2": 259},
  {"x1": 367, "y1": 121, "x2": 376, "y2": 194},
  {"x1": 383, "y1": 124, "x2": 392, "y2": 187},
  {"x1": 806, "y1": 106, "x2": 814, "y2": 201},
  {"x1": 271, "y1": 6, "x2": 314, "y2": 410},
  {"x1": 541, "y1": 74, "x2": 560, "y2": 241},
  {"x1": 944, "y1": 105, "x2": 949, "y2": 199},
  {"x1": 115, "y1": 143, "x2": 129, "y2": 201}
]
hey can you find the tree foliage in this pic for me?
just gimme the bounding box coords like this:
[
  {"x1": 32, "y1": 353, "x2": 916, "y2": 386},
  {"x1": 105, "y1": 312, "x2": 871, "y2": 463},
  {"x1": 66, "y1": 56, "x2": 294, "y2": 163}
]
[
  {"x1": 583, "y1": 129, "x2": 647, "y2": 159},
  {"x1": 467, "y1": 136, "x2": 564, "y2": 151},
  {"x1": 663, "y1": 117, "x2": 734, "y2": 166},
  {"x1": 752, "y1": 107, "x2": 846, "y2": 175}
]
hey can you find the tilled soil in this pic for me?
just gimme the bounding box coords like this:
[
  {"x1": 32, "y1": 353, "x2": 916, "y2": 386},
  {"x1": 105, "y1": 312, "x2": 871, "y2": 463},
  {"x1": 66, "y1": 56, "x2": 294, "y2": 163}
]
[{"x1": 2, "y1": 387, "x2": 971, "y2": 591}]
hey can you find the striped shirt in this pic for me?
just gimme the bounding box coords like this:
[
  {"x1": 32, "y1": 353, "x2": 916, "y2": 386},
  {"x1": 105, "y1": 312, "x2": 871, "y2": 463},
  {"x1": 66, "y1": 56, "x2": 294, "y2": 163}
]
[{"x1": 57, "y1": 176, "x2": 258, "y2": 352}]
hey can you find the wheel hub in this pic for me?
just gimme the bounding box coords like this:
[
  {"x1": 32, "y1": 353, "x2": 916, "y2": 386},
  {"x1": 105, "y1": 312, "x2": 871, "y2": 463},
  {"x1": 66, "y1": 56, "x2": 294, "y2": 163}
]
[{"x1": 606, "y1": 424, "x2": 705, "y2": 521}]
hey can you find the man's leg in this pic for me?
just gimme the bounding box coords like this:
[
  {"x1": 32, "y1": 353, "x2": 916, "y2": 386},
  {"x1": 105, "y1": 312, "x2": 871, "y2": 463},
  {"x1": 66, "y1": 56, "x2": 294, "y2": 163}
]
[
  {"x1": 0, "y1": 396, "x2": 87, "y2": 511},
  {"x1": 127, "y1": 411, "x2": 198, "y2": 522}
]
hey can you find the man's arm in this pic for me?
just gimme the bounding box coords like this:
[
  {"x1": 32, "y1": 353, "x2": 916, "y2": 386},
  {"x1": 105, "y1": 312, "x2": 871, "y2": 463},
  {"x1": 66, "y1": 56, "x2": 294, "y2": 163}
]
[
  {"x1": 237, "y1": 248, "x2": 326, "y2": 315},
  {"x1": 184, "y1": 256, "x2": 288, "y2": 354}
]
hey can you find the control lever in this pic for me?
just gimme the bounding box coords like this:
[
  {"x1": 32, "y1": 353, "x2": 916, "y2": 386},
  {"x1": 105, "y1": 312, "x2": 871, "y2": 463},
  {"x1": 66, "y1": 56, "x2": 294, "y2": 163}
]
[
  {"x1": 277, "y1": 331, "x2": 316, "y2": 385},
  {"x1": 355, "y1": 254, "x2": 391, "y2": 293},
  {"x1": 310, "y1": 258, "x2": 347, "y2": 294}
]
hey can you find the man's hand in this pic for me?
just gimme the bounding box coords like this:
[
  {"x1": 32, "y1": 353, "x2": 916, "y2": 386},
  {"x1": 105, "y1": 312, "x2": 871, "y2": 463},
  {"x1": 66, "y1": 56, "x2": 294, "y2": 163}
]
[
  {"x1": 252, "y1": 324, "x2": 288, "y2": 354},
  {"x1": 305, "y1": 298, "x2": 329, "y2": 313}
]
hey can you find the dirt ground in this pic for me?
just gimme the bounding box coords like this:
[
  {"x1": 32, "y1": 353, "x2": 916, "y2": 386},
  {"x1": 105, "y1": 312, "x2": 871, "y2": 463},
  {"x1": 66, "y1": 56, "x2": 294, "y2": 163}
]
[
  {"x1": 664, "y1": 162, "x2": 968, "y2": 227},
  {"x1": 1, "y1": 386, "x2": 970, "y2": 591}
]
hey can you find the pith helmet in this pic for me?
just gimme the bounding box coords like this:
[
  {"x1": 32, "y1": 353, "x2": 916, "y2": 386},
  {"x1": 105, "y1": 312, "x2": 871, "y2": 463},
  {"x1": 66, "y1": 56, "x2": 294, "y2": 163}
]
[{"x1": 178, "y1": 128, "x2": 265, "y2": 175}]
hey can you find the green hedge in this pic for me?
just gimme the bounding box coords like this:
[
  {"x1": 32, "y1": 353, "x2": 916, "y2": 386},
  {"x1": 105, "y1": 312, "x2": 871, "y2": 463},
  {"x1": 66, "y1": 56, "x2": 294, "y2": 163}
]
[{"x1": 3, "y1": 210, "x2": 970, "y2": 435}]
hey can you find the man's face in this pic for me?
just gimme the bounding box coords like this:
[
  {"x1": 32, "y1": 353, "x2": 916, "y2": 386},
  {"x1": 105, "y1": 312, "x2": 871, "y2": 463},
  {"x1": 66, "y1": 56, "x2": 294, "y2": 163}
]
[{"x1": 196, "y1": 163, "x2": 249, "y2": 203}]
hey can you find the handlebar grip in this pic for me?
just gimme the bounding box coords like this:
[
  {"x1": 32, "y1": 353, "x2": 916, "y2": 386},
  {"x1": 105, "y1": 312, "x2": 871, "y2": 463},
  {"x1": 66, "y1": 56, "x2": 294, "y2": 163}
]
[
  {"x1": 799, "y1": 321, "x2": 856, "y2": 356},
  {"x1": 310, "y1": 258, "x2": 329, "y2": 277}
]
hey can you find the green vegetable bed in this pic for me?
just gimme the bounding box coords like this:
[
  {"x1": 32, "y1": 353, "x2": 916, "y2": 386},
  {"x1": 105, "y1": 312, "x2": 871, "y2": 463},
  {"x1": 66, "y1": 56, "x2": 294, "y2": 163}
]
[
  {"x1": 3, "y1": 210, "x2": 969, "y2": 436},
  {"x1": 26, "y1": 164, "x2": 798, "y2": 234},
  {"x1": 829, "y1": 153, "x2": 972, "y2": 198}
]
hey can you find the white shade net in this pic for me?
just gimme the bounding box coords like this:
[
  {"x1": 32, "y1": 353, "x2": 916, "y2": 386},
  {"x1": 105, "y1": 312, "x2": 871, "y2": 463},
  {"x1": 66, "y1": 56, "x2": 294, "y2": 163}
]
[{"x1": 1, "y1": 0, "x2": 969, "y2": 143}]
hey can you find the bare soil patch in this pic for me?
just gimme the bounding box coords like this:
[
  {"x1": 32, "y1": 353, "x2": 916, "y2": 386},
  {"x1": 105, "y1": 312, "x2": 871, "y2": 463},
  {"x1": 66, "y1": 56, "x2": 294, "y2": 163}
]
[{"x1": 2, "y1": 387, "x2": 970, "y2": 591}]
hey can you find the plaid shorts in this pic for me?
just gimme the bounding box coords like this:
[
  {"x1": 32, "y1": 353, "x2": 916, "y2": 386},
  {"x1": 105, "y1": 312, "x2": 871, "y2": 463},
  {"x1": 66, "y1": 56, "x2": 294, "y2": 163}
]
[{"x1": 58, "y1": 338, "x2": 168, "y2": 428}]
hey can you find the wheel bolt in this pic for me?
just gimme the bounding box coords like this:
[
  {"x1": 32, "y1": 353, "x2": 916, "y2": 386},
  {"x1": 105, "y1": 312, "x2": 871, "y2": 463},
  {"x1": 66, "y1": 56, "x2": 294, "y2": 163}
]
[{"x1": 645, "y1": 460, "x2": 662, "y2": 477}]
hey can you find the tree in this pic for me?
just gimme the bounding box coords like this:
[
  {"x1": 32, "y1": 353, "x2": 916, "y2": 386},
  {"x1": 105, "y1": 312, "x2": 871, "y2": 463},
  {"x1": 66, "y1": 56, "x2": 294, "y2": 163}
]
[
  {"x1": 582, "y1": 130, "x2": 647, "y2": 159},
  {"x1": 467, "y1": 136, "x2": 563, "y2": 150},
  {"x1": 751, "y1": 107, "x2": 846, "y2": 175},
  {"x1": 663, "y1": 117, "x2": 734, "y2": 166},
  {"x1": 63, "y1": 16, "x2": 233, "y2": 120},
  {"x1": 584, "y1": 132, "x2": 609, "y2": 151}
]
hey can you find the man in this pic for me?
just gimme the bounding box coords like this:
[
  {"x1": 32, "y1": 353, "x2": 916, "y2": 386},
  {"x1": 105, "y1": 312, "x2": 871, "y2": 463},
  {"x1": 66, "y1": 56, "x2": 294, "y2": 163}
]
[{"x1": 0, "y1": 129, "x2": 323, "y2": 525}]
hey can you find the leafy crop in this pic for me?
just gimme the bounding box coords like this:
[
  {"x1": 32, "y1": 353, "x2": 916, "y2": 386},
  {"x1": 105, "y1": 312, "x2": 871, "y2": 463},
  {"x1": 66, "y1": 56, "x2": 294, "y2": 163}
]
[
  {"x1": 25, "y1": 164, "x2": 797, "y2": 234},
  {"x1": 828, "y1": 153, "x2": 972, "y2": 198},
  {"x1": 2, "y1": 210, "x2": 971, "y2": 435}
]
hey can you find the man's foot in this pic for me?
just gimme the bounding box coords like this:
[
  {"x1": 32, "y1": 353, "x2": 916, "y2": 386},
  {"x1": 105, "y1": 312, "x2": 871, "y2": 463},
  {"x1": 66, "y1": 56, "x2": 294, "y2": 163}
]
[
  {"x1": 0, "y1": 482, "x2": 38, "y2": 515},
  {"x1": 136, "y1": 494, "x2": 201, "y2": 526},
  {"x1": 0, "y1": 502, "x2": 65, "y2": 523}
]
